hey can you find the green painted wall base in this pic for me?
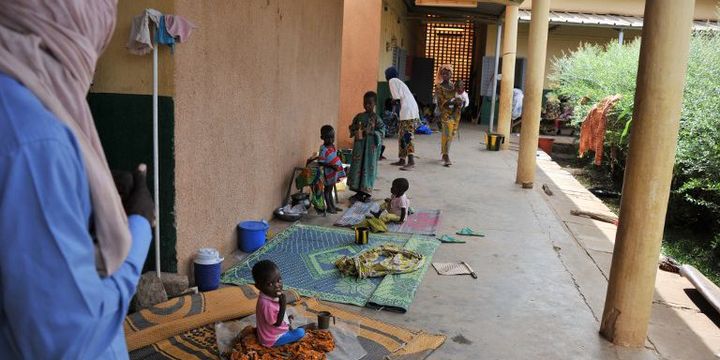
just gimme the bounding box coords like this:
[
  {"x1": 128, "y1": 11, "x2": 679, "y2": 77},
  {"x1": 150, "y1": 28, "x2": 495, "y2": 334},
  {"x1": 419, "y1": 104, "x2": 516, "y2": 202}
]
[{"x1": 88, "y1": 93, "x2": 177, "y2": 273}]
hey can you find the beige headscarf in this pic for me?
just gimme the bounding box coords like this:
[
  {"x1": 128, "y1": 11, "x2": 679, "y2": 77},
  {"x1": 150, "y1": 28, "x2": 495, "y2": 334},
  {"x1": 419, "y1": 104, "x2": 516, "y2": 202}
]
[
  {"x1": 435, "y1": 64, "x2": 454, "y2": 85},
  {"x1": 0, "y1": 1, "x2": 130, "y2": 275}
]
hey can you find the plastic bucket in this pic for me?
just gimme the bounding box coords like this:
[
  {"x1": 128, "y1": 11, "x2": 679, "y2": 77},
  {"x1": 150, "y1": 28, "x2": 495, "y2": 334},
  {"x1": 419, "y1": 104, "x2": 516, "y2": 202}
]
[
  {"x1": 237, "y1": 220, "x2": 269, "y2": 252},
  {"x1": 194, "y1": 248, "x2": 223, "y2": 292},
  {"x1": 485, "y1": 133, "x2": 505, "y2": 151},
  {"x1": 538, "y1": 137, "x2": 555, "y2": 154}
]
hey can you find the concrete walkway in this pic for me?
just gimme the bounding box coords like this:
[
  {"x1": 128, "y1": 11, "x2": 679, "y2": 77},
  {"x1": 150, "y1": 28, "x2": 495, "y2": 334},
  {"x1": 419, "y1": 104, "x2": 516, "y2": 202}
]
[{"x1": 259, "y1": 125, "x2": 719, "y2": 359}]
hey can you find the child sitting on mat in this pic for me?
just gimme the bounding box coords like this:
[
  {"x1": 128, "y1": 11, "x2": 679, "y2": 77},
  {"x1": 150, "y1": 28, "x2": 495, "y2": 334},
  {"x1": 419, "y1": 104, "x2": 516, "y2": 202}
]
[
  {"x1": 307, "y1": 125, "x2": 345, "y2": 213},
  {"x1": 371, "y1": 177, "x2": 410, "y2": 223},
  {"x1": 252, "y1": 260, "x2": 305, "y2": 347}
]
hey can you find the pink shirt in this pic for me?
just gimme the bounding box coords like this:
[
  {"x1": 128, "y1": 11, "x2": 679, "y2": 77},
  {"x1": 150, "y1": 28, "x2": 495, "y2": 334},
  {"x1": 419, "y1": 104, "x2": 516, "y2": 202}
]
[
  {"x1": 256, "y1": 293, "x2": 289, "y2": 347},
  {"x1": 389, "y1": 194, "x2": 410, "y2": 217}
]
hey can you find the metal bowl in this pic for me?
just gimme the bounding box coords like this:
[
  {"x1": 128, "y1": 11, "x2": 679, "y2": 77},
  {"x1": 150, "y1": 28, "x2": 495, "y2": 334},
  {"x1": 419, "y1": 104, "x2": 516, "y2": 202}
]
[{"x1": 274, "y1": 207, "x2": 302, "y2": 222}]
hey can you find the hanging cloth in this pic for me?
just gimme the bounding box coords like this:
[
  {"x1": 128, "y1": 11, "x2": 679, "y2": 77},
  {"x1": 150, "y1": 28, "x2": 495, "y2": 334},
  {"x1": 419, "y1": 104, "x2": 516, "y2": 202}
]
[
  {"x1": 578, "y1": 95, "x2": 622, "y2": 166},
  {"x1": 165, "y1": 15, "x2": 196, "y2": 43},
  {"x1": 155, "y1": 15, "x2": 175, "y2": 52},
  {"x1": 127, "y1": 8, "x2": 162, "y2": 55}
]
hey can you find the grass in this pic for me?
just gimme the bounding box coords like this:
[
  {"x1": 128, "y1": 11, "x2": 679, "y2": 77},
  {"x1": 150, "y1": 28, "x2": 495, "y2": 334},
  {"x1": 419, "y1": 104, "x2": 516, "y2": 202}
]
[{"x1": 662, "y1": 228, "x2": 720, "y2": 286}]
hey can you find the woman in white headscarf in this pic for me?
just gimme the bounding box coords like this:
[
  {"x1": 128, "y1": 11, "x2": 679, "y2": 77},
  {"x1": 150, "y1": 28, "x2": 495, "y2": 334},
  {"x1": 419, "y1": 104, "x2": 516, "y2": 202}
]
[
  {"x1": 0, "y1": 1, "x2": 155, "y2": 357},
  {"x1": 434, "y1": 64, "x2": 462, "y2": 166}
]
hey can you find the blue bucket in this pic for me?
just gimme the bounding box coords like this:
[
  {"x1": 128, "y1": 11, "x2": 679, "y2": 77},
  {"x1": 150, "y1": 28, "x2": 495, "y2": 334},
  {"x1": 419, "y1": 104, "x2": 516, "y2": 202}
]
[
  {"x1": 194, "y1": 248, "x2": 223, "y2": 292},
  {"x1": 237, "y1": 220, "x2": 269, "y2": 253}
]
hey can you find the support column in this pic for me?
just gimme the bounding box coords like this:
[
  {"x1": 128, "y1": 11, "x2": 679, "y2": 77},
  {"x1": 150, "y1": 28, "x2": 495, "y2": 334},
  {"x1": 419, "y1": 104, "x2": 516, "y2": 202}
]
[
  {"x1": 600, "y1": 0, "x2": 694, "y2": 347},
  {"x1": 488, "y1": 22, "x2": 502, "y2": 133},
  {"x1": 497, "y1": 5, "x2": 519, "y2": 150},
  {"x1": 515, "y1": 0, "x2": 549, "y2": 186}
]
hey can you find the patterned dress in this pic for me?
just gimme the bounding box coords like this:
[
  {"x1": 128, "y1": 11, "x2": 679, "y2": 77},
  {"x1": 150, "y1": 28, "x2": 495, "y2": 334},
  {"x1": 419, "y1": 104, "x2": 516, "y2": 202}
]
[
  {"x1": 318, "y1": 144, "x2": 346, "y2": 187},
  {"x1": 347, "y1": 112, "x2": 385, "y2": 194},
  {"x1": 435, "y1": 81, "x2": 462, "y2": 156}
]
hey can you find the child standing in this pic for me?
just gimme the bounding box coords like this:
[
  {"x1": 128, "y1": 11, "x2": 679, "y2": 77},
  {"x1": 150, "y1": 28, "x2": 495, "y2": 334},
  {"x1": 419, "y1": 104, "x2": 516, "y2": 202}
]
[
  {"x1": 316, "y1": 125, "x2": 345, "y2": 214},
  {"x1": 252, "y1": 260, "x2": 305, "y2": 347},
  {"x1": 347, "y1": 91, "x2": 385, "y2": 203},
  {"x1": 372, "y1": 178, "x2": 410, "y2": 223}
]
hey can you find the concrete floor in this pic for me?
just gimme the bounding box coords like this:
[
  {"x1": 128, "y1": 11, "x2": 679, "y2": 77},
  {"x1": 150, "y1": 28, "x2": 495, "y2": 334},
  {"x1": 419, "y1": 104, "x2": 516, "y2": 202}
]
[{"x1": 254, "y1": 125, "x2": 720, "y2": 359}]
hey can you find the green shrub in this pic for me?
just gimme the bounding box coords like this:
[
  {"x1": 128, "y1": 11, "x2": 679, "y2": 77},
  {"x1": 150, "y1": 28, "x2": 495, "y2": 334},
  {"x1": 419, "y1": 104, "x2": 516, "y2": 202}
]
[
  {"x1": 676, "y1": 31, "x2": 720, "y2": 223},
  {"x1": 551, "y1": 32, "x2": 720, "y2": 223},
  {"x1": 551, "y1": 32, "x2": 720, "y2": 281},
  {"x1": 549, "y1": 40, "x2": 640, "y2": 176}
]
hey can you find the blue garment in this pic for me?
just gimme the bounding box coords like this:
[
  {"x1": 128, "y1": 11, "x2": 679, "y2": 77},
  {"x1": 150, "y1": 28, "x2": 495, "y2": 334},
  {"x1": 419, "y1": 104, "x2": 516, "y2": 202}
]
[
  {"x1": 273, "y1": 328, "x2": 306, "y2": 347},
  {"x1": 155, "y1": 15, "x2": 176, "y2": 52},
  {"x1": 0, "y1": 73, "x2": 152, "y2": 359}
]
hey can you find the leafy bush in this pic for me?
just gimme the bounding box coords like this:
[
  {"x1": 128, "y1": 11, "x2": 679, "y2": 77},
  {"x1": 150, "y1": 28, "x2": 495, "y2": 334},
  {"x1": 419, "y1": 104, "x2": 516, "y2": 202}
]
[
  {"x1": 676, "y1": 31, "x2": 720, "y2": 221},
  {"x1": 550, "y1": 32, "x2": 720, "y2": 281},
  {"x1": 549, "y1": 40, "x2": 641, "y2": 176},
  {"x1": 551, "y1": 33, "x2": 720, "y2": 223}
]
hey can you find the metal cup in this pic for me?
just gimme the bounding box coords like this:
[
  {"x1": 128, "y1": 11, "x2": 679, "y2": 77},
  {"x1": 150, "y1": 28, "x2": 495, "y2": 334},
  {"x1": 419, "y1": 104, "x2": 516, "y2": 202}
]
[
  {"x1": 355, "y1": 227, "x2": 369, "y2": 245},
  {"x1": 317, "y1": 311, "x2": 335, "y2": 330}
]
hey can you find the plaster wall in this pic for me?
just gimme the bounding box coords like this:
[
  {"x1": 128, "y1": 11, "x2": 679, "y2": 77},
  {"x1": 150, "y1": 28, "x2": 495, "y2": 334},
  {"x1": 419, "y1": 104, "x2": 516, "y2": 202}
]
[
  {"x1": 486, "y1": 24, "x2": 642, "y2": 86},
  {"x1": 520, "y1": 0, "x2": 719, "y2": 20},
  {"x1": 377, "y1": 0, "x2": 418, "y2": 81},
  {"x1": 92, "y1": 0, "x2": 175, "y2": 96},
  {"x1": 173, "y1": 0, "x2": 344, "y2": 275},
  {"x1": 338, "y1": 0, "x2": 382, "y2": 148}
]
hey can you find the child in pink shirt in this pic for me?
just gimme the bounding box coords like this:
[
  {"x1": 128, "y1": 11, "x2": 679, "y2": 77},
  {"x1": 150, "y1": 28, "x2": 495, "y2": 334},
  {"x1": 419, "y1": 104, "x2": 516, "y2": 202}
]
[
  {"x1": 371, "y1": 178, "x2": 410, "y2": 223},
  {"x1": 252, "y1": 260, "x2": 305, "y2": 347}
]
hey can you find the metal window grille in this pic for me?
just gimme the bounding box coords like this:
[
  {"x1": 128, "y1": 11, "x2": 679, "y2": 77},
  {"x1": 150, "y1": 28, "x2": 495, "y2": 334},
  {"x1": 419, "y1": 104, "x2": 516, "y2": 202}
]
[{"x1": 424, "y1": 21, "x2": 474, "y2": 92}]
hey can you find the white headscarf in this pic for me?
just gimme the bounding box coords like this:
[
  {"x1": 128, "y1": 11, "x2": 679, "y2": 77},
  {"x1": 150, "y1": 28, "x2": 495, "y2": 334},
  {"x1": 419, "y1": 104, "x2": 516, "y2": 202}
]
[{"x1": 0, "y1": 1, "x2": 130, "y2": 275}]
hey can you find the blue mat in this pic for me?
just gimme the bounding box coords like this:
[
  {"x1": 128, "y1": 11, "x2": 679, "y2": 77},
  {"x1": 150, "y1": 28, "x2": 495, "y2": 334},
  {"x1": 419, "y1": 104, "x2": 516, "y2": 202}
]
[{"x1": 221, "y1": 224, "x2": 438, "y2": 311}]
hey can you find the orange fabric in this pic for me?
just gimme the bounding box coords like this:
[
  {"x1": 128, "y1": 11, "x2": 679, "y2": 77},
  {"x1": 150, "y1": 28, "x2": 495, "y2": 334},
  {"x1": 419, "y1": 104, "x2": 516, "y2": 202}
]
[
  {"x1": 578, "y1": 95, "x2": 621, "y2": 165},
  {"x1": 230, "y1": 326, "x2": 335, "y2": 360}
]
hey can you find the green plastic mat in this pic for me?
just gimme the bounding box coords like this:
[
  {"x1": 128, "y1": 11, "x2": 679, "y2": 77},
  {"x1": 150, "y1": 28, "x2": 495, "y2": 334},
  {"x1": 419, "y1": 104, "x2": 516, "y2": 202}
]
[
  {"x1": 221, "y1": 224, "x2": 439, "y2": 312},
  {"x1": 367, "y1": 235, "x2": 441, "y2": 312}
]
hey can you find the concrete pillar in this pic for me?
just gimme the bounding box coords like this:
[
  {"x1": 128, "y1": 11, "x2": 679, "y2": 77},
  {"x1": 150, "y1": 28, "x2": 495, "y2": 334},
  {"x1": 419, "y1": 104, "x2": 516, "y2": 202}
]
[
  {"x1": 600, "y1": 0, "x2": 695, "y2": 347},
  {"x1": 338, "y1": 0, "x2": 382, "y2": 148},
  {"x1": 497, "y1": 5, "x2": 519, "y2": 150},
  {"x1": 515, "y1": 0, "x2": 550, "y2": 186}
]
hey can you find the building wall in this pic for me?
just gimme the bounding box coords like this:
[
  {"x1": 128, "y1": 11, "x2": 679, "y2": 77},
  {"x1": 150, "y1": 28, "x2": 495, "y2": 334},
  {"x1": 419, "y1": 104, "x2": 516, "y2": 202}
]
[
  {"x1": 519, "y1": 0, "x2": 719, "y2": 20},
  {"x1": 92, "y1": 0, "x2": 175, "y2": 96},
  {"x1": 377, "y1": 0, "x2": 418, "y2": 81},
  {"x1": 91, "y1": 0, "x2": 179, "y2": 272},
  {"x1": 338, "y1": 0, "x2": 382, "y2": 148},
  {"x1": 485, "y1": 24, "x2": 642, "y2": 86},
  {"x1": 172, "y1": 0, "x2": 345, "y2": 275}
]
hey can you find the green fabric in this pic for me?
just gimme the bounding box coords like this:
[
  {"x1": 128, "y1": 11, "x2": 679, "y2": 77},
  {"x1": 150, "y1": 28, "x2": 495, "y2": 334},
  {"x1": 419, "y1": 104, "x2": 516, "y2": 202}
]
[
  {"x1": 335, "y1": 244, "x2": 424, "y2": 279},
  {"x1": 456, "y1": 227, "x2": 485, "y2": 237},
  {"x1": 438, "y1": 234, "x2": 465, "y2": 243},
  {"x1": 347, "y1": 112, "x2": 385, "y2": 193},
  {"x1": 367, "y1": 235, "x2": 441, "y2": 312},
  {"x1": 294, "y1": 167, "x2": 325, "y2": 211}
]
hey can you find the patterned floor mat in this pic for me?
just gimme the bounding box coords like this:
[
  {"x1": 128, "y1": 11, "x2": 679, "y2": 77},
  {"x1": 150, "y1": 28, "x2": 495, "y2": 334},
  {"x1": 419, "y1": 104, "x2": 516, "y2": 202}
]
[{"x1": 221, "y1": 224, "x2": 439, "y2": 312}]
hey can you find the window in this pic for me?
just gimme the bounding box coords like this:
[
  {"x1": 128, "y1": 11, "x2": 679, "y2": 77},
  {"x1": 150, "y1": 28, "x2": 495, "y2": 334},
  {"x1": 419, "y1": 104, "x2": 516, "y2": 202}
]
[{"x1": 424, "y1": 21, "x2": 474, "y2": 92}]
